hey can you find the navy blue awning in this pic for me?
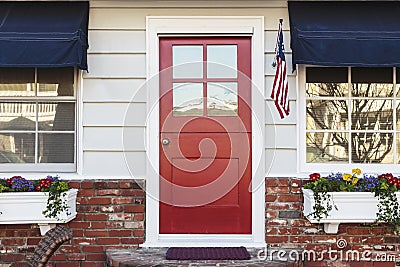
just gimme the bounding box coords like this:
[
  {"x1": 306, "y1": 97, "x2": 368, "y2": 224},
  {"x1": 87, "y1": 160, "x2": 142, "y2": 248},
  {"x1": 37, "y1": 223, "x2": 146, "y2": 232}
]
[
  {"x1": 288, "y1": 1, "x2": 400, "y2": 71},
  {"x1": 0, "y1": 1, "x2": 89, "y2": 70}
]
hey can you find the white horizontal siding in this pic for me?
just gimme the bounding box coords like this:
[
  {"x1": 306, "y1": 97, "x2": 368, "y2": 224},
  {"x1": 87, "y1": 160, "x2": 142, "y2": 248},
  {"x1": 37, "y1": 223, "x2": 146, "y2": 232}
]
[
  {"x1": 84, "y1": 54, "x2": 146, "y2": 78},
  {"x1": 265, "y1": 100, "x2": 296, "y2": 125},
  {"x1": 82, "y1": 79, "x2": 146, "y2": 103},
  {"x1": 88, "y1": 31, "x2": 146, "y2": 54},
  {"x1": 83, "y1": 103, "x2": 147, "y2": 126},
  {"x1": 89, "y1": 7, "x2": 289, "y2": 31},
  {"x1": 264, "y1": 76, "x2": 296, "y2": 100},
  {"x1": 83, "y1": 151, "x2": 146, "y2": 177},
  {"x1": 265, "y1": 148, "x2": 297, "y2": 176},
  {"x1": 265, "y1": 125, "x2": 297, "y2": 149},
  {"x1": 265, "y1": 30, "x2": 291, "y2": 53},
  {"x1": 83, "y1": 127, "x2": 145, "y2": 151}
]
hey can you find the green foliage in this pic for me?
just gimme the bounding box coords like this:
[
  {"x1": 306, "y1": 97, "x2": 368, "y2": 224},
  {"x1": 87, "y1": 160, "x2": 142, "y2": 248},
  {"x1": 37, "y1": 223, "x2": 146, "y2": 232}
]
[{"x1": 42, "y1": 181, "x2": 71, "y2": 221}]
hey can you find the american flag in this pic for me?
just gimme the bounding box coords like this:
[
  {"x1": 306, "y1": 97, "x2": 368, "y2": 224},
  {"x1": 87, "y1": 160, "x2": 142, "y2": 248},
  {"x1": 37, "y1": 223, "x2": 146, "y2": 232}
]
[{"x1": 270, "y1": 19, "x2": 289, "y2": 119}]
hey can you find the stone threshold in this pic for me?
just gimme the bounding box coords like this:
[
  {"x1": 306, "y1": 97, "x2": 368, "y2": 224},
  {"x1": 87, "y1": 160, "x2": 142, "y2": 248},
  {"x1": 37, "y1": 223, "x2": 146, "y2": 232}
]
[{"x1": 105, "y1": 248, "x2": 302, "y2": 267}]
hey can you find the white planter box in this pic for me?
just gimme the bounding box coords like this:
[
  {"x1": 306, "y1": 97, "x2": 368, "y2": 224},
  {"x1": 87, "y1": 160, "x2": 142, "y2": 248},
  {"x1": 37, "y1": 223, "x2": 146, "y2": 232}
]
[
  {"x1": 0, "y1": 189, "x2": 78, "y2": 235},
  {"x1": 302, "y1": 188, "x2": 400, "y2": 233}
]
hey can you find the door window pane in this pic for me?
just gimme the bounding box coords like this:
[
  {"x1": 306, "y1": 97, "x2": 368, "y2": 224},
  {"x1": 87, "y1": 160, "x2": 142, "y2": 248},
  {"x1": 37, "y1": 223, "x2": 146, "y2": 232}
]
[
  {"x1": 207, "y1": 82, "x2": 238, "y2": 116},
  {"x1": 207, "y1": 45, "x2": 237, "y2": 78},
  {"x1": 173, "y1": 83, "x2": 203, "y2": 116},
  {"x1": 173, "y1": 46, "x2": 203, "y2": 79}
]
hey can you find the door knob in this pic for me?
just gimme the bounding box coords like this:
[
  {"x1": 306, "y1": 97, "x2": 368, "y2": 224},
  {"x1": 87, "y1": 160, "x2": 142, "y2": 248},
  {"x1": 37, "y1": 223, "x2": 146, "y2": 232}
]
[{"x1": 161, "y1": 138, "x2": 170, "y2": 145}]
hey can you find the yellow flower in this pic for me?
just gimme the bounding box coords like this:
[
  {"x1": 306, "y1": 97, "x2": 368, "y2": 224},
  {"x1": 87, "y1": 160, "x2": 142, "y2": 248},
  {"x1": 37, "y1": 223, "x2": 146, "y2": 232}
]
[
  {"x1": 342, "y1": 174, "x2": 352, "y2": 181},
  {"x1": 352, "y1": 177, "x2": 359, "y2": 185},
  {"x1": 352, "y1": 168, "x2": 362, "y2": 176}
]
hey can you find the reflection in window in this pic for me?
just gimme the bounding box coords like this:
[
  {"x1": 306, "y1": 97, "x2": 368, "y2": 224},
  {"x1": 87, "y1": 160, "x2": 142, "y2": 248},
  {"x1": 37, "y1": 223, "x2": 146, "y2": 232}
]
[
  {"x1": 173, "y1": 83, "x2": 203, "y2": 116},
  {"x1": 0, "y1": 68, "x2": 75, "y2": 166},
  {"x1": 207, "y1": 45, "x2": 237, "y2": 78},
  {"x1": 207, "y1": 82, "x2": 238, "y2": 116},
  {"x1": 173, "y1": 46, "x2": 203, "y2": 79},
  {"x1": 306, "y1": 67, "x2": 398, "y2": 164}
]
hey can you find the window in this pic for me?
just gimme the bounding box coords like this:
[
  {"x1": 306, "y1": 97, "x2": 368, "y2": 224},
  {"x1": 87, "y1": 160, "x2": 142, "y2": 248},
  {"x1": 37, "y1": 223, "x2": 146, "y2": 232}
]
[
  {"x1": 0, "y1": 68, "x2": 76, "y2": 172},
  {"x1": 301, "y1": 66, "x2": 399, "y2": 172}
]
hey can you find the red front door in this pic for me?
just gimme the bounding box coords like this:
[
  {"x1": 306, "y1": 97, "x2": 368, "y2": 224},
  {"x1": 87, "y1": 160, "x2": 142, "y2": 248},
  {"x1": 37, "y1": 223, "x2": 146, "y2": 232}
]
[{"x1": 159, "y1": 37, "x2": 252, "y2": 234}]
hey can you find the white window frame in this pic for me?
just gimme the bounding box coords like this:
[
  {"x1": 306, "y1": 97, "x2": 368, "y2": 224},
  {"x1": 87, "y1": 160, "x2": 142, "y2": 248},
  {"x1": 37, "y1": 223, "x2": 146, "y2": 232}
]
[
  {"x1": 0, "y1": 67, "x2": 78, "y2": 173},
  {"x1": 298, "y1": 65, "x2": 399, "y2": 175},
  {"x1": 144, "y1": 16, "x2": 265, "y2": 247}
]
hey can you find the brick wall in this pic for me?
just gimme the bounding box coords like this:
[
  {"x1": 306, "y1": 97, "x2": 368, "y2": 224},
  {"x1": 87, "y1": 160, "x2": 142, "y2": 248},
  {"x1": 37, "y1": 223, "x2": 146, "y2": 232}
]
[
  {"x1": 1, "y1": 177, "x2": 399, "y2": 266},
  {"x1": 0, "y1": 180, "x2": 145, "y2": 267},
  {"x1": 266, "y1": 178, "x2": 400, "y2": 266}
]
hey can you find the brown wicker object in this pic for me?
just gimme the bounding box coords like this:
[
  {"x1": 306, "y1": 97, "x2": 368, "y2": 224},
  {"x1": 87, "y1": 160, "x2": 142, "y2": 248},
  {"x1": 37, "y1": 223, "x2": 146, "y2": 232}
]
[{"x1": 28, "y1": 225, "x2": 72, "y2": 267}]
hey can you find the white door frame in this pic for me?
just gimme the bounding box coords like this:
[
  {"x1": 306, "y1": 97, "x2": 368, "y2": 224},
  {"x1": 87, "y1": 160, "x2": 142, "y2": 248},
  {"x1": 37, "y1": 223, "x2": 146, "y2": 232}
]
[{"x1": 143, "y1": 16, "x2": 265, "y2": 247}]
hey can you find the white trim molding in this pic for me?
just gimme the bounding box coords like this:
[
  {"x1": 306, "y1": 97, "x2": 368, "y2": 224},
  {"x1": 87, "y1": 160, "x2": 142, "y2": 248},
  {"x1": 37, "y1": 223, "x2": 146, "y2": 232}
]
[{"x1": 144, "y1": 16, "x2": 265, "y2": 247}]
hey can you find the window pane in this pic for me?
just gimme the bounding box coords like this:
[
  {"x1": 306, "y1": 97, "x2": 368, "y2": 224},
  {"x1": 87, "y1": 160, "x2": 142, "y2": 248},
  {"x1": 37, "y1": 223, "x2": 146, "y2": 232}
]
[
  {"x1": 397, "y1": 68, "x2": 400, "y2": 97},
  {"x1": 173, "y1": 46, "x2": 203, "y2": 79},
  {"x1": 397, "y1": 102, "x2": 400, "y2": 129},
  {"x1": 351, "y1": 100, "x2": 393, "y2": 130},
  {"x1": 0, "y1": 133, "x2": 35, "y2": 163},
  {"x1": 207, "y1": 45, "x2": 237, "y2": 78},
  {"x1": 37, "y1": 68, "x2": 74, "y2": 97},
  {"x1": 173, "y1": 83, "x2": 203, "y2": 116},
  {"x1": 306, "y1": 100, "x2": 348, "y2": 130},
  {"x1": 38, "y1": 102, "x2": 75, "y2": 131},
  {"x1": 352, "y1": 132, "x2": 393, "y2": 163},
  {"x1": 352, "y1": 67, "x2": 393, "y2": 97},
  {"x1": 306, "y1": 132, "x2": 349, "y2": 163},
  {"x1": 306, "y1": 67, "x2": 348, "y2": 97},
  {"x1": 39, "y1": 133, "x2": 74, "y2": 163},
  {"x1": 0, "y1": 68, "x2": 35, "y2": 97},
  {"x1": 207, "y1": 82, "x2": 237, "y2": 116},
  {"x1": 397, "y1": 133, "x2": 400, "y2": 164},
  {"x1": 0, "y1": 103, "x2": 36, "y2": 130}
]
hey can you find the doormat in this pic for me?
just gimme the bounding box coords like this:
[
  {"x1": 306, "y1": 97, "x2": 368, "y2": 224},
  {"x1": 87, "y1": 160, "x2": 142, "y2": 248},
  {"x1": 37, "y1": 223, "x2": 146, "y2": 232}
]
[{"x1": 166, "y1": 246, "x2": 251, "y2": 260}]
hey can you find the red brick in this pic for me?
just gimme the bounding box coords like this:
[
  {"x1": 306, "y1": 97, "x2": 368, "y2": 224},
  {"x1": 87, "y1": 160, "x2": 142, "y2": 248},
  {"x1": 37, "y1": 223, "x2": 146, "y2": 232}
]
[
  {"x1": 1, "y1": 238, "x2": 25, "y2": 246},
  {"x1": 277, "y1": 179, "x2": 290, "y2": 187},
  {"x1": 290, "y1": 219, "x2": 313, "y2": 227},
  {"x1": 266, "y1": 179, "x2": 278, "y2": 187},
  {"x1": 78, "y1": 189, "x2": 95, "y2": 197},
  {"x1": 120, "y1": 181, "x2": 132, "y2": 188},
  {"x1": 59, "y1": 246, "x2": 80, "y2": 253},
  {"x1": 72, "y1": 229, "x2": 84, "y2": 237},
  {"x1": 85, "y1": 230, "x2": 109, "y2": 237},
  {"x1": 96, "y1": 189, "x2": 120, "y2": 196},
  {"x1": 68, "y1": 181, "x2": 81, "y2": 189},
  {"x1": 266, "y1": 194, "x2": 277, "y2": 202},
  {"x1": 97, "y1": 237, "x2": 120, "y2": 245},
  {"x1": 350, "y1": 262, "x2": 373, "y2": 267},
  {"x1": 121, "y1": 237, "x2": 144, "y2": 244},
  {"x1": 347, "y1": 227, "x2": 371, "y2": 235},
  {"x1": 304, "y1": 261, "x2": 328, "y2": 267},
  {"x1": 82, "y1": 246, "x2": 105, "y2": 253},
  {"x1": 69, "y1": 221, "x2": 90, "y2": 229},
  {"x1": 52, "y1": 262, "x2": 80, "y2": 267},
  {"x1": 81, "y1": 262, "x2": 105, "y2": 267},
  {"x1": 81, "y1": 181, "x2": 94, "y2": 189},
  {"x1": 266, "y1": 203, "x2": 290, "y2": 210},
  {"x1": 112, "y1": 197, "x2": 133, "y2": 204},
  {"x1": 277, "y1": 194, "x2": 301, "y2": 202},
  {"x1": 109, "y1": 230, "x2": 132, "y2": 237},
  {"x1": 361, "y1": 236, "x2": 384, "y2": 244},
  {"x1": 91, "y1": 222, "x2": 106, "y2": 229},
  {"x1": 84, "y1": 214, "x2": 108, "y2": 221},
  {"x1": 291, "y1": 179, "x2": 302, "y2": 187},
  {"x1": 1, "y1": 253, "x2": 25, "y2": 262},
  {"x1": 27, "y1": 237, "x2": 41, "y2": 245},
  {"x1": 266, "y1": 227, "x2": 277, "y2": 235},
  {"x1": 124, "y1": 205, "x2": 145, "y2": 213},
  {"x1": 278, "y1": 227, "x2": 300, "y2": 235},
  {"x1": 265, "y1": 236, "x2": 288, "y2": 243},
  {"x1": 134, "y1": 213, "x2": 145, "y2": 221},
  {"x1": 86, "y1": 253, "x2": 106, "y2": 261},
  {"x1": 73, "y1": 238, "x2": 97, "y2": 245},
  {"x1": 50, "y1": 253, "x2": 67, "y2": 261},
  {"x1": 67, "y1": 253, "x2": 86, "y2": 261},
  {"x1": 121, "y1": 189, "x2": 145, "y2": 197},
  {"x1": 290, "y1": 236, "x2": 313, "y2": 243},
  {"x1": 134, "y1": 229, "x2": 145, "y2": 237},
  {"x1": 267, "y1": 187, "x2": 290, "y2": 194},
  {"x1": 87, "y1": 197, "x2": 112, "y2": 205},
  {"x1": 266, "y1": 211, "x2": 277, "y2": 219}
]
